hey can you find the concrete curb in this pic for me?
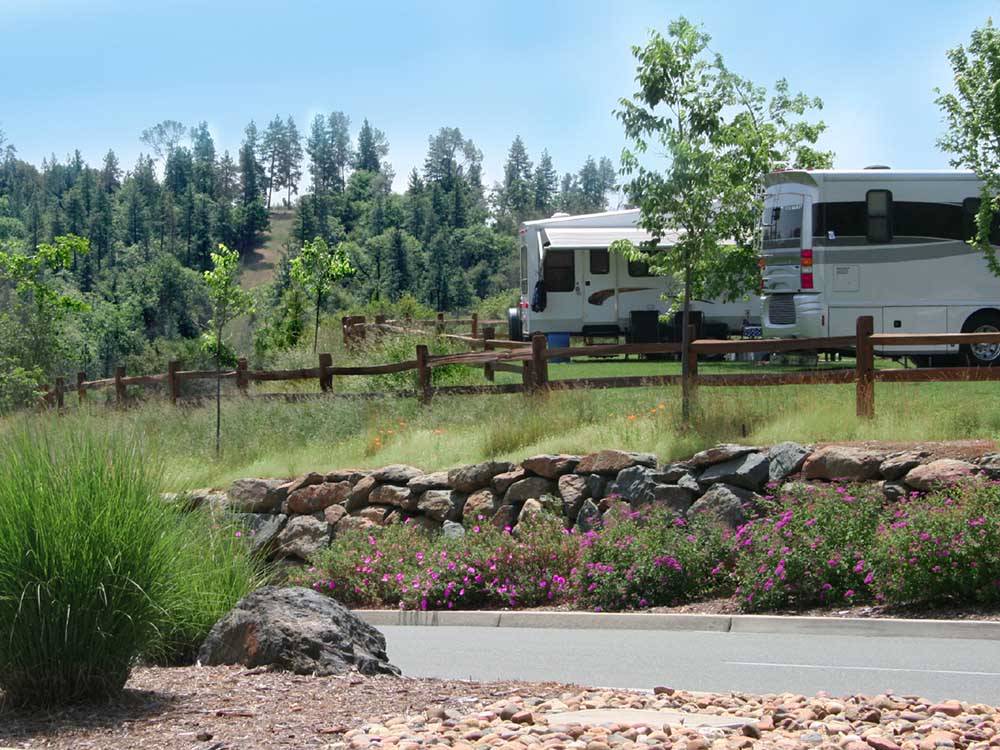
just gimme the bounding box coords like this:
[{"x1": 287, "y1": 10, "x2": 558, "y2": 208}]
[{"x1": 356, "y1": 609, "x2": 1000, "y2": 641}]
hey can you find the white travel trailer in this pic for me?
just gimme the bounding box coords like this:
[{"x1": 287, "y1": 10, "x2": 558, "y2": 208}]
[
  {"x1": 509, "y1": 209, "x2": 761, "y2": 341},
  {"x1": 759, "y1": 168, "x2": 1000, "y2": 365}
]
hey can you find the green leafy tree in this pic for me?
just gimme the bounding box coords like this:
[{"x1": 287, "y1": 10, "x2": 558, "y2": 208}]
[
  {"x1": 612, "y1": 17, "x2": 831, "y2": 422},
  {"x1": 203, "y1": 243, "x2": 253, "y2": 455},
  {"x1": 290, "y1": 236, "x2": 355, "y2": 351},
  {"x1": 140, "y1": 119, "x2": 186, "y2": 161},
  {"x1": 936, "y1": 18, "x2": 1000, "y2": 275}
]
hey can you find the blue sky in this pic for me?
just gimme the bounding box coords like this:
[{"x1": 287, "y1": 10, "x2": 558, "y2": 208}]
[{"x1": 0, "y1": 0, "x2": 991, "y2": 193}]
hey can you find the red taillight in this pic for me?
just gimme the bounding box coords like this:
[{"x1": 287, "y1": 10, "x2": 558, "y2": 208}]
[
  {"x1": 800, "y1": 248, "x2": 813, "y2": 289},
  {"x1": 518, "y1": 300, "x2": 529, "y2": 309}
]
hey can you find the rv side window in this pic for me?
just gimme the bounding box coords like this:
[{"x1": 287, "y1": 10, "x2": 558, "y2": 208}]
[
  {"x1": 590, "y1": 249, "x2": 610, "y2": 274},
  {"x1": 628, "y1": 258, "x2": 652, "y2": 277},
  {"x1": 543, "y1": 250, "x2": 575, "y2": 292},
  {"x1": 893, "y1": 202, "x2": 964, "y2": 241},
  {"x1": 962, "y1": 198, "x2": 1000, "y2": 245},
  {"x1": 866, "y1": 190, "x2": 892, "y2": 243}
]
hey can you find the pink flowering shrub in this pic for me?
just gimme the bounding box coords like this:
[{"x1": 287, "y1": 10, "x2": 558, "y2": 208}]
[
  {"x1": 291, "y1": 515, "x2": 578, "y2": 610},
  {"x1": 578, "y1": 508, "x2": 729, "y2": 611},
  {"x1": 730, "y1": 483, "x2": 882, "y2": 611},
  {"x1": 870, "y1": 483, "x2": 1000, "y2": 605}
]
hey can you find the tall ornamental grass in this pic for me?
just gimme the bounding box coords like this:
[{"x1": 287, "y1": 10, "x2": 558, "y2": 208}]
[{"x1": 0, "y1": 425, "x2": 264, "y2": 706}]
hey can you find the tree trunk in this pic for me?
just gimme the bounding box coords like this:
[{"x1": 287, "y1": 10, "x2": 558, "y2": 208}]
[
  {"x1": 215, "y1": 321, "x2": 222, "y2": 456},
  {"x1": 680, "y1": 257, "x2": 693, "y2": 426},
  {"x1": 313, "y1": 290, "x2": 322, "y2": 353}
]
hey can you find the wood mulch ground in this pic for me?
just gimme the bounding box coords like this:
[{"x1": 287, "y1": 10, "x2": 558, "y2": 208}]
[{"x1": 0, "y1": 667, "x2": 576, "y2": 749}]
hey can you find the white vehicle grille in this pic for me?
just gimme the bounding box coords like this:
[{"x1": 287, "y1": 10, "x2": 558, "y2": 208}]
[{"x1": 768, "y1": 295, "x2": 797, "y2": 326}]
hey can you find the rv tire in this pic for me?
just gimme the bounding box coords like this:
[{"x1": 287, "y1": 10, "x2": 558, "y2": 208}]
[
  {"x1": 507, "y1": 307, "x2": 524, "y2": 342},
  {"x1": 961, "y1": 310, "x2": 1000, "y2": 367}
]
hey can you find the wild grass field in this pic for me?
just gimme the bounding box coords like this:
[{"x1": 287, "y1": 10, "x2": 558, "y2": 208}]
[{"x1": 11, "y1": 366, "x2": 999, "y2": 491}]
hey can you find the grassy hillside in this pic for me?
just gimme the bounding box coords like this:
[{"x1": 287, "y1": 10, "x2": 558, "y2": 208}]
[{"x1": 240, "y1": 209, "x2": 296, "y2": 288}]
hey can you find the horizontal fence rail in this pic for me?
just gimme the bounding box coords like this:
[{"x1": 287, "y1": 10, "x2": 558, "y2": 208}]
[{"x1": 37, "y1": 316, "x2": 1000, "y2": 419}]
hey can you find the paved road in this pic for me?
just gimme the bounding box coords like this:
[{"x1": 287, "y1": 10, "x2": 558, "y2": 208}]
[{"x1": 381, "y1": 626, "x2": 1000, "y2": 704}]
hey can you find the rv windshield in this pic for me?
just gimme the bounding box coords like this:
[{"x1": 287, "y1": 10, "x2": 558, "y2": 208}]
[{"x1": 761, "y1": 195, "x2": 805, "y2": 250}]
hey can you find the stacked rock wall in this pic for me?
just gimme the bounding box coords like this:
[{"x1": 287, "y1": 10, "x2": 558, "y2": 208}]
[{"x1": 170, "y1": 445, "x2": 1000, "y2": 564}]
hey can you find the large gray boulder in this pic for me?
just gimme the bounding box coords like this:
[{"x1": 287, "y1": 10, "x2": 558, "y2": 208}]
[
  {"x1": 575, "y1": 498, "x2": 602, "y2": 532},
  {"x1": 697, "y1": 452, "x2": 770, "y2": 492},
  {"x1": 228, "y1": 478, "x2": 288, "y2": 514},
  {"x1": 557, "y1": 473, "x2": 590, "y2": 519},
  {"x1": 651, "y1": 484, "x2": 696, "y2": 514},
  {"x1": 879, "y1": 451, "x2": 927, "y2": 481},
  {"x1": 609, "y1": 466, "x2": 659, "y2": 504},
  {"x1": 407, "y1": 471, "x2": 451, "y2": 495},
  {"x1": 450, "y1": 461, "x2": 515, "y2": 493},
  {"x1": 198, "y1": 586, "x2": 400, "y2": 676},
  {"x1": 767, "y1": 442, "x2": 810, "y2": 484},
  {"x1": 232, "y1": 512, "x2": 287, "y2": 558},
  {"x1": 687, "y1": 483, "x2": 757, "y2": 529},
  {"x1": 977, "y1": 453, "x2": 1000, "y2": 479}
]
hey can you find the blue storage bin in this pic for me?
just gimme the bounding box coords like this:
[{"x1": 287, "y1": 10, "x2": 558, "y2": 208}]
[{"x1": 546, "y1": 332, "x2": 571, "y2": 363}]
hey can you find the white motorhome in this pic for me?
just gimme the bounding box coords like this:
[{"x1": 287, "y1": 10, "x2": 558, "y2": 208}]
[
  {"x1": 759, "y1": 168, "x2": 1000, "y2": 365},
  {"x1": 509, "y1": 209, "x2": 760, "y2": 341}
]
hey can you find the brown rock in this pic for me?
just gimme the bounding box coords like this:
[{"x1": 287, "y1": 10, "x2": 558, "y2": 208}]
[
  {"x1": 407, "y1": 471, "x2": 452, "y2": 494},
  {"x1": 283, "y1": 471, "x2": 327, "y2": 495},
  {"x1": 741, "y1": 724, "x2": 761, "y2": 739},
  {"x1": 575, "y1": 450, "x2": 656, "y2": 475},
  {"x1": 325, "y1": 469, "x2": 369, "y2": 484},
  {"x1": 504, "y1": 476, "x2": 556, "y2": 504},
  {"x1": 879, "y1": 452, "x2": 928, "y2": 481},
  {"x1": 348, "y1": 475, "x2": 378, "y2": 508},
  {"x1": 464, "y1": 488, "x2": 500, "y2": 522},
  {"x1": 417, "y1": 489, "x2": 463, "y2": 522},
  {"x1": 522, "y1": 454, "x2": 580, "y2": 479},
  {"x1": 227, "y1": 478, "x2": 289, "y2": 513},
  {"x1": 324, "y1": 504, "x2": 347, "y2": 526},
  {"x1": 558, "y1": 474, "x2": 590, "y2": 518},
  {"x1": 928, "y1": 701, "x2": 963, "y2": 717},
  {"x1": 336, "y1": 515, "x2": 378, "y2": 534},
  {"x1": 286, "y1": 481, "x2": 352, "y2": 514},
  {"x1": 866, "y1": 737, "x2": 902, "y2": 750},
  {"x1": 803, "y1": 446, "x2": 885, "y2": 481},
  {"x1": 371, "y1": 464, "x2": 424, "y2": 485},
  {"x1": 511, "y1": 711, "x2": 535, "y2": 724},
  {"x1": 369, "y1": 483, "x2": 416, "y2": 510},
  {"x1": 689, "y1": 443, "x2": 758, "y2": 468},
  {"x1": 492, "y1": 468, "x2": 527, "y2": 495},
  {"x1": 356, "y1": 505, "x2": 391, "y2": 524},
  {"x1": 490, "y1": 504, "x2": 517, "y2": 531},
  {"x1": 450, "y1": 461, "x2": 515, "y2": 493},
  {"x1": 905, "y1": 460, "x2": 978, "y2": 491}
]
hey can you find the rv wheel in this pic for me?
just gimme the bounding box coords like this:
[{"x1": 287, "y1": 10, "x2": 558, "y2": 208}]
[
  {"x1": 507, "y1": 307, "x2": 524, "y2": 342},
  {"x1": 962, "y1": 311, "x2": 1000, "y2": 367}
]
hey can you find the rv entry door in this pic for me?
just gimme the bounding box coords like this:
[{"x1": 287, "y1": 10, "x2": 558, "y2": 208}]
[{"x1": 582, "y1": 248, "x2": 618, "y2": 329}]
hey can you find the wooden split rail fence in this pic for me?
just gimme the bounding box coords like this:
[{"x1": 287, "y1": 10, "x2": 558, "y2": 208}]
[{"x1": 40, "y1": 316, "x2": 1000, "y2": 419}]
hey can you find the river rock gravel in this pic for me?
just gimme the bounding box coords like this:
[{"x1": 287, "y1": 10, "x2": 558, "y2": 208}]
[{"x1": 4, "y1": 667, "x2": 1000, "y2": 750}]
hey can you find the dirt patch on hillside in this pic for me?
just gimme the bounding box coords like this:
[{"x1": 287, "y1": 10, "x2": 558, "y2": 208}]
[{"x1": 814, "y1": 439, "x2": 995, "y2": 462}]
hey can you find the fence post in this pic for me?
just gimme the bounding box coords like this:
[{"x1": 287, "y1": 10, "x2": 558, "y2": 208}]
[
  {"x1": 531, "y1": 332, "x2": 548, "y2": 391},
  {"x1": 236, "y1": 358, "x2": 249, "y2": 396},
  {"x1": 416, "y1": 344, "x2": 432, "y2": 405},
  {"x1": 318, "y1": 352, "x2": 333, "y2": 393},
  {"x1": 168, "y1": 360, "x2": 180, "y2": 405},
  {"x1": 483, "y1": 325, "x2": 496, "y2": 382},
  {"x1": 522, "y1": 360, "x2": 534, "y2": 394},
  {"x1": 855, "y1": 315, "x2": 875, "y2": 419},
  {"x1": 471, "y1": 313, "x2": 478, "y2": 339},
  {"x1": 115, "y1": 365, "x2": 126, "y2": 407},
  {"x1": 76, "y1": 371, "x2": 86, "y2": 405},
  {"x1": 436, "y1": 312, "x2": 445, "y2": 335},
  {"x1": 54, "y1": 377, "x2": 65, "y2": 409}
]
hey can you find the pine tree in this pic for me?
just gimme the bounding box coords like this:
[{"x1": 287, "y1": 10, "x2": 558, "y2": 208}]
[
  {"x1": 500, "y1": 136, "x2": 533, "y2": 222},
  {"x1": 532, "y1": 149, "x2": 558, "y2": 215},
  {"x1": 578, "y1": 156, "x2": 604, "y2": 212},
  {"x1": 328, "y1": 111, "x2": 352, "y2": 191},
  {"x1": 387, "y1": 227, "x2": 411, "y2": 301},
  {"x1": 261, "y1": 115, "x2": 286, "y2": 209},
  {"x1": 306, "y1": 114, "x2": 333, "y2": 194},
  {"x1": 190, "y1": 121, "x2": 217, "y2": 198},
  {"x1": 236, "y1": 122, "x2": 269, "y2": 253},
  {"x1": 278, "y1": 115, "x2": 303, "y2": 207},
  {"x1": 355, "y1": 118, "x2": 388, "y2": 173},
  {"x1": 89, "y1": 187, "x2": 113, "y2": 269},
  {"x1": 217, "y1": 150, "x2": 238, "y2": 203}
]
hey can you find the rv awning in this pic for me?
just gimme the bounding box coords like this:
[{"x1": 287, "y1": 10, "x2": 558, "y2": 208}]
[{"x1": 540, "y1": 227, "x2": 681, "y2": 249}]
